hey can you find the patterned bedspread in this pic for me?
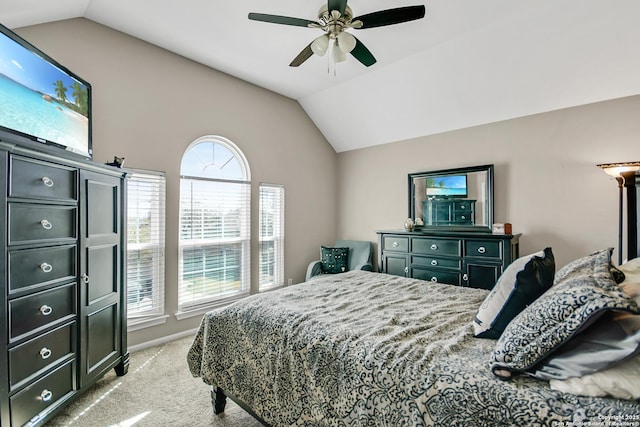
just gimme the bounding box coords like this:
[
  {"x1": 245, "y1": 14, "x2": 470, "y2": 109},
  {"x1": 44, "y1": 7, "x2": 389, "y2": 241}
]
[{"x1": 187, "y1": 271, "x2": 640, "y2": 426}]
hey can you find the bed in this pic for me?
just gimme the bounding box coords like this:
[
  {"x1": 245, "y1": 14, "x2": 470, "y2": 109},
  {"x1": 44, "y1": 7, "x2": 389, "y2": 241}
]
[
  {"x1": 188, "y1": 173, "x2": 640, "y2": 426},
  {"x1": 187, "y1": 265, "x2": 640, "y2": 426}
]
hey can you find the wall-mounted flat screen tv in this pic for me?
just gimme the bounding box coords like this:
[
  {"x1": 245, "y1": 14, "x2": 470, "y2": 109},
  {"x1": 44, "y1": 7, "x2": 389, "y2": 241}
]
[
  {"x1": 426, "y1": 175, "x2": 467, "y2": 198},
  {"x1": 0, "y1": 22, "x2": 92, "y2": 159}
]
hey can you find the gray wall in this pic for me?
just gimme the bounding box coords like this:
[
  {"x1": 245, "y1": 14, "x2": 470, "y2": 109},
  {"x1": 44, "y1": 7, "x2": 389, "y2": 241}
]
[
  {"x1": 337, "y1": 95, "x2": 640, "y2": 269},
  {"x1": 16, "y1": 18, "x2": 338, "y2": 346}
]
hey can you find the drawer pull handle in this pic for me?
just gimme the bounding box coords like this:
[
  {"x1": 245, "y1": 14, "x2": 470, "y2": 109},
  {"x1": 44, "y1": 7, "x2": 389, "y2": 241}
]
[
  {"x1": 40, "y1": 262, "x2": 53, "y2": 273},
  {"x1": 82, "y1": 274, "x2": 90, "y2": 284},
  {"x1": 40, "y1": 219, "x2": 53, "y2": 230},
  {"x1": 40, "y1": 389, "x2": 53, "y2": 402},
  {"x1": 431, "y1": 260, "x2": 438, "y2": 266},
  {"x1": 40, "y1": 305, "x2": 53, "y2": 316},
  {"x1": 430, "y1": 244, "x2": 438, "y2": 251},
  {"x1": 463, "y1": 273, "x2": 469, "y2": 281},
  {"x1": 461, "y1": 216, "x2": 466, "y2": 220},
  {"x1": 430, "y1": 276, "x2": 438, "y2": 282},
  {"x1": 41, "y1": 176, "x2": 54, "y2": 188},
  {"x1": 40, "y1": 347, "x2": 52, "y2": 359},
  {"x1": 404, "y1": 267, "x2": 409, "y2": 274},
  {"x1": 477, "y1": 247, "x2": 486, "y2": 254},
  {"x1": 392, "y1": 242, "x2": 399, "y2": 248}
]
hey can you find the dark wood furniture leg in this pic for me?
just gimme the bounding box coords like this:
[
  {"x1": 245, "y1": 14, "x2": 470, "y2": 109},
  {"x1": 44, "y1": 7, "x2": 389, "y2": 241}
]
[
  {"x1": 114, "y1": 352, "x2": 130, "y2": 376},
  {"x1": 212, "y1": 387, "x2": 227, "y2": 414}
]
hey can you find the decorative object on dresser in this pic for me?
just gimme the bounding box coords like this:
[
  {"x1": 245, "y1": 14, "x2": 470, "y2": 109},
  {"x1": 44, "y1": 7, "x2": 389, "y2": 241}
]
[
  {"x1": 377, "y1": 230, "x2": 520, "y2": 290},
  {"x1": 597, "y1": 161, "x2": 640, "y2": 264},
  {"x1": 0, "y1": 141, "x2": 128, "y2": 426},
  {"x1": 409, "y1": 164, "x2": 493, "y2": 232}
]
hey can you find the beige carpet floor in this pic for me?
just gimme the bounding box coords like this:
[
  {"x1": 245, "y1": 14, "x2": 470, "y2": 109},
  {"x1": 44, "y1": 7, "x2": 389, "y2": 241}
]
[{"x1": 45, "y1": 335, "x2": 263, "y2": 427}]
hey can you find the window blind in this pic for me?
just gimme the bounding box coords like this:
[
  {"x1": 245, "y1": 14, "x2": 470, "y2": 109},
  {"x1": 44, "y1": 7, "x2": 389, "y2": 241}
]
[
  {"x1": 259, "y1": 184, "x2": 285, "y2": 289},
  {"x1": 127, "y1": 169, "x2": 166, "y2": 319}
]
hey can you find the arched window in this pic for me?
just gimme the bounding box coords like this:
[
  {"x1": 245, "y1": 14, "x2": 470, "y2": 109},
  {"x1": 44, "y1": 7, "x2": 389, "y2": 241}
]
[{"x1": 178, "y1": 136, "x2": 251, "y2": 311}]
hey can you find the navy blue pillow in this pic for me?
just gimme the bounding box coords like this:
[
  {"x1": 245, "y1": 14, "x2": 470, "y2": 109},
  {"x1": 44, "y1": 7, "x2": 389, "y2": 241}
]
[
  {"x1": 473, "y1": 248, "x2": 555, "y2": 339},
  {"x1": 320, "y1": 246, "x2": 349, "y2": 274}
]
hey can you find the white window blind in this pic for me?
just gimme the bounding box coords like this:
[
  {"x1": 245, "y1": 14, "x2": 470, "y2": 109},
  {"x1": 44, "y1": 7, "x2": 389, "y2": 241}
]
[
  {"x1": 259, "y1": 184, "x2": 284, "y2": 290},
  {"x1": 178, "y1": 137, "x2": 251, "y2": 311},
  {"x1": 127, "y1": 169, "x2": 166, "y2": 320}
]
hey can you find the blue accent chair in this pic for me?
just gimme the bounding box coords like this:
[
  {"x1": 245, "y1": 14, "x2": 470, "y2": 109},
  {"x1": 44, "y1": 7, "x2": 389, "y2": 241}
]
[{"x1": 306, "y1": 240, "x2": 374, "y2": 281}]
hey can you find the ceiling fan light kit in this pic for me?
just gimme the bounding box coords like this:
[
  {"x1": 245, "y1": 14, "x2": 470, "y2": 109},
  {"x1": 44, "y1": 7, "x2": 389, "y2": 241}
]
[{"x1": 248, "y1": 1, "x2": 426, "y2": 69}]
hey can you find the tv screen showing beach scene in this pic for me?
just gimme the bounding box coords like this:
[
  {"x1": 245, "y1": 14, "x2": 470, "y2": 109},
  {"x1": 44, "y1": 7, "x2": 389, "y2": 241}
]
[
  {"x1": 426, "y1": 175, "x2": 467, "y2": 197},
  {"x1": 0, "y1": 24, "x2": 92, "y2": 158}
]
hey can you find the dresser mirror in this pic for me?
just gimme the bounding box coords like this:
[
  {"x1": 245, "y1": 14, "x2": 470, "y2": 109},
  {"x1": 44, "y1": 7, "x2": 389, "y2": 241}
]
[{"x1": 409, "y1": 164, "x2": 494, "y2": 232}]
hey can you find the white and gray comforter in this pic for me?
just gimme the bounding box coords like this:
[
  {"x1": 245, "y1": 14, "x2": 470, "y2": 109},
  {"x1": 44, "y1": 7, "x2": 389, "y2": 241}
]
[{"x1": 187, "y1": 271, "x2": 640, "y2": 426}]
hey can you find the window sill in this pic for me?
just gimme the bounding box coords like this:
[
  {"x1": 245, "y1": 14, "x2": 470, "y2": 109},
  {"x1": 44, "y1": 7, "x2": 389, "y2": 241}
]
[
  {"x1": 175, "y1": 294, "x2": 248, "y2": 321},
  {"x1": 127, "y1": 314, "x2": 169, "y2": 332}
]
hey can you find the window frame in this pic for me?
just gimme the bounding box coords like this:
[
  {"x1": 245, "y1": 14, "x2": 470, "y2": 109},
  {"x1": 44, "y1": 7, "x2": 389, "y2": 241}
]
[{"x1": 177, "y1": 135, "x2": 251, "y2": 316}]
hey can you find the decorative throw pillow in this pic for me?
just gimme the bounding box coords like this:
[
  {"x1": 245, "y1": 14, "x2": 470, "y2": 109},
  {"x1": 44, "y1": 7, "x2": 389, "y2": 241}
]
[
  {"x1": 491, "y1": 248, "x2": 640, "y2": 380},
  {"x1": 320, "y1": 246, "x2": 349, "y2": 274},
  {"x1": 553, "y1": 247, "x2": 623, "y2": 285},
  {"x1": 473, "y1": 247, "x2": 555, "y2": 339}
]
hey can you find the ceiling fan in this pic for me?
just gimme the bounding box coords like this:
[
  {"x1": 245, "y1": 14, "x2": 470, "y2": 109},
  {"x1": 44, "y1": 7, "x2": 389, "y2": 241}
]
[{"x1": 248, "y1": 1, "x2": 426, "y2": 67}]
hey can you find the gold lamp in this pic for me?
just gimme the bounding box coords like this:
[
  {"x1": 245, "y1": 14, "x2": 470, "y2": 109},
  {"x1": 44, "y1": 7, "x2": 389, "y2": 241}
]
[{"x1": 597, "y1": 162, "x2": 640, "y2": 264}]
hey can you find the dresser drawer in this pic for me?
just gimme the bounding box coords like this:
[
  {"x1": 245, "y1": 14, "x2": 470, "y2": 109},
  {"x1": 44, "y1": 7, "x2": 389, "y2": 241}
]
[
  {"x1": 8, "y1": 283, "x2": 76, "y2": 341},
  {"x1": 412, "y1": 267, "x2": 460, "y2": 286},
  {"x1": 9, "y1": 322, "x2": 75, "y2": 390},
  {"x1": 465, "y1": 240, "x2": 502, "y2": 258},
  {"x1": 8, "y1": 203, "x2": 77, "y2": 245},
  {"x1": 8, "y1": 245, "x2": 76, "y2": 295},
  {"x1": 382, "y1": 236, "x2": 409, "y2": 252},
  {"x1": 412, "y1": 237, "x2": 461, "y2": 256},
  {"x1": 411, "y1": 255, "x2": 460, "y2": 270},
  {"x1": 10, "y1": 360, "x2": 75, "y2": 427},
  {"x1": 452, "y1": 211, "x2": 473, "y2": 224},
  {"x1": 452, "y1": 200, "x2": 474, "y2": 212},
  {"x1": 10, "y1": 156, "x2": 77, "y2": 201}
]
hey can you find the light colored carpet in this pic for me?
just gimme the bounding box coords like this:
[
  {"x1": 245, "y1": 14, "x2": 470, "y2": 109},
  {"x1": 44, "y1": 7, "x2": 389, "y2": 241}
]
[{"x1": 45, "y1": 335, "x2": 263, "y2": 427}]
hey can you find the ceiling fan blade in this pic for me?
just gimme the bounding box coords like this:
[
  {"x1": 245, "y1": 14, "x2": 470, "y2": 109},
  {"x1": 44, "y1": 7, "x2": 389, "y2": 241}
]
[
  {"x1": 248, "y1": 13, "x2": 316, "y2": 28},
  {"x1": 289, "y1": 44, "x2": 314, "y2": 67},
  {"x1": 350, "y1": 37, "x2": 376, "y2": 67},
  {"x1": 353, "y1": 5, "x2": 426, "y2": 29},
  {"x1": 328, "y1": 0, "x2": 348, "y2": 15}
]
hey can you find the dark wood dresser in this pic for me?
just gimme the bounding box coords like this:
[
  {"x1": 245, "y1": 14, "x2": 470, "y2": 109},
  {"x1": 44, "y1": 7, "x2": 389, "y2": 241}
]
[
  {"x1": 377, "y1": 230, "x2": 521, "y2": 290},
  {"x1": 422, "y1": 199, "x2": 476, "y2": 226},
  {"x1": 0, "y1": 141, "x2": 128, "y2": 426}
]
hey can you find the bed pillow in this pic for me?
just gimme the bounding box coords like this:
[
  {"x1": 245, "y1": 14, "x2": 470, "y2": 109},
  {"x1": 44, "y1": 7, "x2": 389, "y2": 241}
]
[
  {"x1": 491, "y1": 248, "x2": 640, "y2": 380},
  {"x1": 545, "y1": 258, "x2": 640, "y2": 395},
  {"x1": 473, "y1": 247, "x2": 555, "y2": 339},
  {"x1": 549, "y1": 353, "x2": 640, "y2": 400},
  {"x1": 320, "y1": 246, "x2": 349, "y2": 274},
  {"x1": 619, "y1": 257, "x2": 640, "y2": 284}
]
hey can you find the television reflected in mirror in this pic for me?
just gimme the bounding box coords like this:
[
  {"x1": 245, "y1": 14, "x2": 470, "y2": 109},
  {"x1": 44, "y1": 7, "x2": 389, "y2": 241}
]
[
  {"x1": 425, "y1": 174, "x2": 468, "y2": 198},
  {"x1": 409, "y1": 164, "x2": 494, "y2": 232}
]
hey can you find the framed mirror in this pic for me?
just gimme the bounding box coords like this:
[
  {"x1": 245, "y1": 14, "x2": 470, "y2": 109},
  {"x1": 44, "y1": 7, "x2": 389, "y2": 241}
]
[{"x1": 408, "y1": 164, "x2": 494, "y2": 232}]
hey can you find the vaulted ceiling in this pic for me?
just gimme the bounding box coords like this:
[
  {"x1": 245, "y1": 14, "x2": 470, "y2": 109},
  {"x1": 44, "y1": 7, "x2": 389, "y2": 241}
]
[{"x1": 2, "y1": 0, "x2": 639, "y2": 152}]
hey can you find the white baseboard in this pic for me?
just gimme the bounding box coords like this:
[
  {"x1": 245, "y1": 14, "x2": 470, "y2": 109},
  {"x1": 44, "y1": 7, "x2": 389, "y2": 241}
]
[{"x1": 129, "y1": 327, "x2": 199, "y2": 353}]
